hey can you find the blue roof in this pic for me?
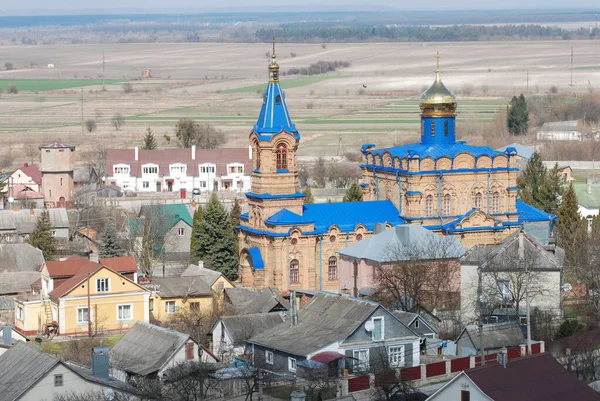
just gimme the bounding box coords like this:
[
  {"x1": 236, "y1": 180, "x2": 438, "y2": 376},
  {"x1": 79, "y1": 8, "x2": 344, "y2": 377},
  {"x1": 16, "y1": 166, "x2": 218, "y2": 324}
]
[
  {"x1": 247, "y1": 247, "x2": 265, "y2": 269},
  {"x1": 516, "y1": 200, "x2": 557, "y2": 223},
  {"x1": 495, "y1": 143, "x2": 535, "y2": 160},
  {"x1": 265, "y1": 208, "x2": 313, "y2": 225},
  {"x1": 370, "y1": 141, "x2": 501, "y2": 161},
  {"x1": 246, "y1": 192, "x2": 305, "y2": 200},
  {"x1": 254, "y1": 81, "x2": 298, "y2": 136},
  {"x1": 303, "y1": 200, "x2": 403, "y2": 233}
]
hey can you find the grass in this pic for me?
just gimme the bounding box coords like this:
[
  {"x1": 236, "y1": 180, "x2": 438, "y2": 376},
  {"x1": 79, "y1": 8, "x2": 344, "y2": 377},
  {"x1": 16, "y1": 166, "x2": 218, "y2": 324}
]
[
  {"x1": 127, "y1": 115, "x2": 254, "y2": 121},
  {"x1": 223, "y1": 76, "x2": 339, "y2": 94},
  {"x1": 0, "y1": 79, "x2": 123, "y2": 92}
]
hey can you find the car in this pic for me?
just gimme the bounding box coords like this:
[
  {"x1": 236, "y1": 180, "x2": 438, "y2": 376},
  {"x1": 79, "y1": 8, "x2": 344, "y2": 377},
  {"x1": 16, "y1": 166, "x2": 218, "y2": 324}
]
[{"x1": 192, "y1": 188, "x2": 201, "y2": 195}]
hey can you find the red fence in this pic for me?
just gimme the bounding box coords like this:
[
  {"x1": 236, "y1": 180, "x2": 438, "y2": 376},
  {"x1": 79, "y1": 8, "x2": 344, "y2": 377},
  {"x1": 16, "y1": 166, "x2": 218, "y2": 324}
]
[
  {"x1": 532, "y1": 343, "x2": 541, "y2": 354},
  {"x1": 400, "y1": 366, "x2": 421, "y2": 381},
  {"x1": 425, "y1": 361, "x2": 446, "y2": 378},
  {"x1": 348, "y1": 376, "x2": 370, "y2": 393},
  {"x1": 507, "y1": 347, "x2": 521, "y2": 360},
  {"x1": 451, "y1": 357, "x2": 470, "y2": 372}
]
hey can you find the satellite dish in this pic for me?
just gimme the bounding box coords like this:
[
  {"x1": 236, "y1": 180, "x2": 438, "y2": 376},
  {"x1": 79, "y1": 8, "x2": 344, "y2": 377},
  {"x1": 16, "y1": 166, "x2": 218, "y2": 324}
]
[
  {"x1": 7, "y1": 197, "x2": 14, "y2": 203},
  {"x1": 365, "y1": 321, "x2": 374, "y2": 332},
  {"x1": 104, "y1": 388, "x2": 115, "y2": 401},
  {"x1": 562, "y1": 283, "x2": 573, "y2": 293}
]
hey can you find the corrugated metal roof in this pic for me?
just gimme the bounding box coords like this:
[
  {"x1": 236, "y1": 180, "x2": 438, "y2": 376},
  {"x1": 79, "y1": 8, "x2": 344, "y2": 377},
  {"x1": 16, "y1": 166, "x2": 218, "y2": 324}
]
[
  {"x1": 220, "y1": 313, "x2": 285, "y2": 343},
  {"x1": 458, "y1": 323, "x2": 524, "y2": 349}
]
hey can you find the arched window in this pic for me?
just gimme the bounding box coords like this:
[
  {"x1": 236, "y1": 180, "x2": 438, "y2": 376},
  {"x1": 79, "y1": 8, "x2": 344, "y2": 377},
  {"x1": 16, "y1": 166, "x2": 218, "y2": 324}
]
[
  {"x1": 328, "y1": 257, "x2": 338, "y2": 280},
  {"x1": 425, "y1": 195, "x2": 433, "y2": 217},
  {"x1": 276, "y1": 143, "x2": 288, "y2": 170},
  {"x1": 443, "y1": 194, "x2": 451, "y2": 215},
  {"x1": 492, "y1": 192, "x2": 500, "y2": 213},
  {"x1": 289, "y1": 259, "x2": 299, "y2": 284},
  {"x1": 475, "y1": 192, "x2": 482, "y2": 209}
]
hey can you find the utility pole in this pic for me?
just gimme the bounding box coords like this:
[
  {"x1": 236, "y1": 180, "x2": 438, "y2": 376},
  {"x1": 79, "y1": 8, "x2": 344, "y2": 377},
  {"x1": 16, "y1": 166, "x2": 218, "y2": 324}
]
[
  {"x1": 87, "y1": 273, "x2": 92, "y2": 338},
  {"x1": 102, "y1": 52, "x2": 105, "y2": 91},
  {"x1": 479, "y1": 322, "x2": 485, "y2": 366},
  {"x1": 570, "y1": 47, "x2": 574, "y2": 87},
  {"x1": 80, "y1": 87, "x2": 84, "y2": 133}
]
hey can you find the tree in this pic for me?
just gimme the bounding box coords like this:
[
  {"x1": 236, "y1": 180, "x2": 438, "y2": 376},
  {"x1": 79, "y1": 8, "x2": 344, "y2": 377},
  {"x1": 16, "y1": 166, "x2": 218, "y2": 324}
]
[
  {"x1": 111, "y1": 113, "x2": 125, "y2": 131},
  {"x1": 557, "y1": 183, "x2": 582, "y2": 268},
  {"x1": 28, "y1": 210, "x2": 57, "y2": 260},
  {"x1": 84, "y1": 119, "x2": 96, "y2": 132},
  {"x1": 190, "y1": 206, "x2": 204, "y2": 265},
  {"x1": 174, "y1": 118, "x2": 225, "y2": 149},
  {"x1": 369, "y1": 346, "x2": 416, "y2": 401},
  {"x1": 192, "y1": 193, "x2": 238, "y2": 280},
  {"x1": 539, "y1": 163, "x2": 565, "y2": 215},
  {"x1": 302, "y1": 186, "x2": 315, "y2": 204},
  {"x1": 555, "y1": 319, "x2": 584, "y2": 340},
  {"x1": 229, "y1": 202, "x2": 241, "y2": 227},
  {"x1": 99, "y1": 217, "x2": 120, "y2": 258},
  {"x1": 507, "y1": 94, "x2": 529, "y2": 135},
  {"x1": 343, "y1": 182, "x2": 363, "y2": 202},
  {"x1": 517, "y1": 152, "x2": 564, "y2": 214},
  {"x1": 4, "y1": 62, "x2": 14, "y2": 70},
  {"x1": 142, "y1": 128, "x2": 157, "y2": 150}
]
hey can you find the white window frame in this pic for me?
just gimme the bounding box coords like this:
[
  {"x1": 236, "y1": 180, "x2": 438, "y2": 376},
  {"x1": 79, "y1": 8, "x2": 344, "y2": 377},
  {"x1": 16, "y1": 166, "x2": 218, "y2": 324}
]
[
  {"x1": 388, "y1": 345, "x2": 405, "y2": 368},
  {"x1": 265, "y1": 350, "x2": 274, "y2": 365},
  {"x1": 199, "y1": 181, "x2": 207, "y2": 188},
  {"x1": 142, "y1": 164, "x2": 159, "y2": 175},
  {"x1": 169, "y1": 163, "x2": 187, "y2": 176},
  {"x1": 177, "y1": 227, "x2": 185, "y2": 236},
  {"x1": 372, "y1": 317, "x2": 384, "y2": 341},
  {"x1": 113, "y1": 164, "x2": 130, "y2": 175},
  {"x1": 54, "y1": 374, "x2": 64, "y2": 387},
  {"x1": 96, "y1": 278, "x2": 110, "y2": 293},
  {"x1": 288, "y1": 357, "x2": 297, "y2": 372},
  {"x1": 16, "y1": 305, "x2": 23, "y2": 321},
  {"x1": 117, "y1": 304, "x2": 133, "y2": 321},
  {"x1": 352, "y1": 349, "x2": 369, "y2": 371},
  {"x1": 199, "y1": 163, "x2": 216, "y2": 175},
  {"x1": 165, "y1": 301, "x2": 176, "y2": 314},
  {"x1": 77, "y1": 307, "x2": 89, "y2": 325},
  {"x1": 142, "y1": 181, "x2": 150, "y2": 189}
]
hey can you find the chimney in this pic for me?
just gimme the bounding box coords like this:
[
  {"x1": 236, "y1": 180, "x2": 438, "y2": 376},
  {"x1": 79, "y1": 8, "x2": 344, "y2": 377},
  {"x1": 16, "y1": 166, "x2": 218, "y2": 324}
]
[
  {"x1": 191, "y1": 145, "x2": 196, "y2": 161},
  {"x1": 499, "y1": 346, "x2": 508, "y2": 368},
  {"x1": 518, "y1": 229, "x2": 525, "y2": 260},
  {"x1": 2, "y1": 326, "x2": 12, "y2": 346},
  {"x1": 134, "y1": 146, "x2": 139, "y2": 161},
  {"x1": 91, "y1": 346, "x2": 110, "y2": 381}
]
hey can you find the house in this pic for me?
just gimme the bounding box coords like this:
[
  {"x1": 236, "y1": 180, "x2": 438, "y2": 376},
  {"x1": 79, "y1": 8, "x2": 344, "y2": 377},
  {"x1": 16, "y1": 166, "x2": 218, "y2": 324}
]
[
  {"x1": 0, "y1": 325, "x2": 28, "y2": 346},
  {"x1": 575, "y1": 180, "x2": 600, "y2": 222},
  {"x1": 110, "y1": 321, "x2": 218, "y2": 382},
  {"x1": 0, "y1": 208, "x2": 69, "y2": 245},
  {"x1": 0, "y1": 163, "x2": 42, "y2": 194},
  {"x1": 15, "y1": 262, "x2": 149, "y2": 336},
  {"x1": 536, "y1": 120, "x2": 583, "y2": 141},
  {"x1": 0, "y1": 243, "x2": 49, "y2": 297},
  {"x1": 39, "y1": 142, "x2": 76, "y2": 207},
  {"x1": 460, "y1": 230, "x2": 563, "y2": 324},
  {"x1": 11, "y1": 185, "x2": 45, "y2": 209},
  {"x1": 427, "y1": 352, "x2": 600, "y2": 401},
  {"x1": 105, "y1": 146, "x2": 252, "y2": 193},
  {"x1": 73, "y1": 165, "x2": 98, "y2": 188},
  {"x1": 392, "y1": 311, "x2": 438, "y2": 339},
  {"x1": 495, "y1": 143, "x2": 535, "y2": 169},
  {"x1": 211, "y1": 312, "x2": 285, "y2": 362},
  {"x1": 455, "y1": 323, "x2": 524, "y2": 357},
  {"x1": 146, "y1": 264, "x2": 234, "y2": 321},
  {"x1": 337, "y1": 225, "x2": 466, "y2": 309},
  {"x1": 0, "y1": 342, "x2": 140, "y2": 401},
  {"x1": 223, "y1": 287, "x2": 289, "y2": 314},
  {"x1": 96, "y1": 185, "x2": 122, "y2": 198},
  {"x1": 247, "y1": 293, "x2": 420, "y2": 377},
  {"x1": 128, "y1": 203, "x2": 193, "y2": 260}
]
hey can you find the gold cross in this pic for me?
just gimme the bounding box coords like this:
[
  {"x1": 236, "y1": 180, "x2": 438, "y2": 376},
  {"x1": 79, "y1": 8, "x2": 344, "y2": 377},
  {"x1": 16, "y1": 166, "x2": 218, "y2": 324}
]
[
  {"x1": 436, "y1": 51, "x2": 441, "y2": 73},
  {"x1": 272, "y1": 35, "x2": 276, "y2": 57}
]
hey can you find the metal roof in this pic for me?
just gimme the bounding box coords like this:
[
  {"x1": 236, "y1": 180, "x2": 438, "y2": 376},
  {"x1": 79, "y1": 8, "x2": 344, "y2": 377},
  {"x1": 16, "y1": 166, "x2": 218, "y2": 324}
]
[
  {"x1": 151, "y1": 276, "x2": 213, "y2": 297},
  {"x1": 495, "y1": 143, "x2": 535, "y2": 160},
  {"x1": 180, "y1": 264, "x2": 224, "y2": 285},
  {"x1": 457, "y1": 323, "x2": 524, "y2": 350},
  {"x1": 369, "y1": 141, "x2": 501, "y2": 161},
  {"x1": 224, "y1": 287, "x2": 289, "y2": 314},
  {"x1": 0, "y1": 244, "x2": 44, "y2": 273},
  {"x1": 218, "y1": 313, "x2": 285, "y2": 343},
  {"x1": 253, "y1": 80, "x2": 297, "y2": 136},
  {"x1": 0, "y1": 208, "x2": 69, "y2": 234},
  {"x1": 574, "y1": 183, "x2": 600, "y2": 209}
]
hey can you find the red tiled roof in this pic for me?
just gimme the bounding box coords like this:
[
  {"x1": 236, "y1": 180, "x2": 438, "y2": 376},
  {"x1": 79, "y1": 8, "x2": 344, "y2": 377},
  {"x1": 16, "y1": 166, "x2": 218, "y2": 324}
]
[
  {"x1": 465, "y1": 353, "x2": 600, "y2": 401},
  {"x1": 105, "y1": 147, "x2": 252, "y2": 177},
  {"x1": 13, "y1": 184, "x2": 44, "y2": 200},
  {"x1": 17, "y1": 164, "x2": 42, "y2": 185},
  {"x1": 99, "y1": 256, "x2": 137, "y2": 273},
  {"x1": 47, "y1": 256, "x2": 137, "y2": 278},
  {"x1": 49, "y1": 261, "x2": 102, "y2": 298}
]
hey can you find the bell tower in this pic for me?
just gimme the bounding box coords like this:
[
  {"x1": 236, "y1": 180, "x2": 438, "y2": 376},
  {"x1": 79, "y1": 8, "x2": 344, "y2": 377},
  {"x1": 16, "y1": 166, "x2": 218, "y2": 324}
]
[{"x1": 246, "y1": 38, "x2": 305, "y2": 227}]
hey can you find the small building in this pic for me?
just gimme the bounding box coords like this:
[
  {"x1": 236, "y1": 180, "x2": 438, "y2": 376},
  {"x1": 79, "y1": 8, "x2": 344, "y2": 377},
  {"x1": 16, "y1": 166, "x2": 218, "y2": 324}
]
[
  {"x1": 427, "y1": 352, "x2": 600, "y2": 401},
  {"x1": 11, "y1": 185, "x2": 45, "y2": 209},
  {"x1": 0, "y1": 342, "x2": 140, "y2": 401},
  {"x1": 211, "y1": 312, "x2": 285, "y2": 362},
  {"x1": 110, "y1": 321, "x2": 218, "y2": 382},
  {"x1": 455, "y1": 323, "x2": 524, "y2": 357},
  {"x1": 223, "y1": 287, "x2": 289, "y2": 314},
  {"x1": 495, "y1": 143, "x2": 535, "y2": 169},
  {"x1": 574, "y1": 181, "x2": 600, "y2": 221},
  {"x1": 0, "y1": 208, "x2": 69, "y2": 245},
  {"x1": 0, "y1": 163, "x2": 42, "y2": 196},
  {"x1": 73, "y1": 165, "x2": 98, "y2": 188},
  {"x1": 39, "y1": 142, "x2": 76, "y2": 207},
  {"x1": 46, "y1": 255, "x2": 138, "y2": 291},
  {"x1": 247, "y1": 293, "x2": 420, "y2": 377},
  {"x1": 0, "y1": 243, "x2": 49, "y2": 298},
  {"x1": 536, "y1": 120, "x2": 583, "y2": 141}
]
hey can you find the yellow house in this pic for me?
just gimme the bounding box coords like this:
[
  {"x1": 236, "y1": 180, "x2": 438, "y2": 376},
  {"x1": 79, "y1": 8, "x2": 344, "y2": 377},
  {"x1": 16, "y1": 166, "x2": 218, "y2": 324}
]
[
  {"x1": 16, "y1": 262, "x2": 149, "y2": 337},
  {"x1": 148, "y1": 264, "x2": 235, "y2": 321}
]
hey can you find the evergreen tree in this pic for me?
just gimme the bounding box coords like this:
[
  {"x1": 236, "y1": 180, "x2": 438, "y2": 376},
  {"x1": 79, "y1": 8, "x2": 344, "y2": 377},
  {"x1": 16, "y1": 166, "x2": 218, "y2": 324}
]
[
  {"x1": 557, "y1": 183, "x2": 582, "y2": 268},
  {"x1": 516, "y1": 151, "x2": 565, "y2": 213},
  {"x1": 142, "y1": 128, "x2": 157, "y2": 150},
  {"x1": 28, "y1": 210, "x2": 56, "y2": 260},
  {"x1": 190, "y1": 206, "x2": 204, "y2": 264},
  {"x1": 507, "y1": 94, "x2": 529, "y2": 135},
  {"x1": 193, "y1": 193, "x2": 237, "y2": 280},
  {"x1": 538, "y1": 163, "x2": 565, "y2": 215},
  {"x1": 343, "y1": 182, "x2": 363, "y2": 202},
  {"x1": 99, "y1": 217, "x2": 120, "y2": 258},
  {"x1": 229, "y1": 202, "x2": 242, "y2": 227},
  {"x1": 302, "y1": 186, "x2": 315, "y2": 204}
]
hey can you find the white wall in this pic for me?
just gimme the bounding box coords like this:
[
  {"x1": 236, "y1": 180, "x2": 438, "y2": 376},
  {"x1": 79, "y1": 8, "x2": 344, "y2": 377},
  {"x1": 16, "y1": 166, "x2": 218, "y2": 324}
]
[
  {"x1": 428, "y1": 373, "x2": 493, "y2": 401},
  {"x1": 22, "y1": 364, "x2": 110, "y2": 401}
]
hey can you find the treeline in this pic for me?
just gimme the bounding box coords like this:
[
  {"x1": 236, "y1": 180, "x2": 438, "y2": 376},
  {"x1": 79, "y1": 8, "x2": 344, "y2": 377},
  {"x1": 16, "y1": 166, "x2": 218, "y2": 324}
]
[
  {"x1": 286, "y1": 60, "x2": 350, "y2": 76},
  {"x1": 256, "y1": 24, "x2": 600, "y2": 43}
]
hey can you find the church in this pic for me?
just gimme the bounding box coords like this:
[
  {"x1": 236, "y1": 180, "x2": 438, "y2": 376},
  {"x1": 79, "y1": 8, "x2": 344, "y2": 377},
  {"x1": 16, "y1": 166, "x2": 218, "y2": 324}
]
[{"x1": 237, "y1": 45, "x2": 556, "y2": 291}]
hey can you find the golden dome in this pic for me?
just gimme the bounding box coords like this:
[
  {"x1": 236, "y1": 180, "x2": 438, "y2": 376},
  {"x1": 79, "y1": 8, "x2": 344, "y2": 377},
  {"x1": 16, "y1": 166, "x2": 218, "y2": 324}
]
[
  {"x1": 419, "y1": 53, "x2": 457, "y2": 117},
  {"x1": 268, "y1": 36, "x2": 280, "y2": 83}
]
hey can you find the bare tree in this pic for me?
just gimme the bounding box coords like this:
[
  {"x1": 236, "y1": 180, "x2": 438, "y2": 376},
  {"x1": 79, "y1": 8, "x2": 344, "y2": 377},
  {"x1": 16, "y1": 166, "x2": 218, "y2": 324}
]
[
  {"x1": 85, "y1": 119, "x2": 97, "y2": 132},
  {"x1": 162, "y1": 361, "x2": 220, "y2": 401},
  {"x1": 52, "y1": 390, "x2": 140, "y2": 401},
  {"x1": 368, "y1": 345, "x2": 416, "y2": 401},
  {"x1": 111, "y1": 113, "x2": 125, "y2": 131},
  {"x1": 174, "y1": 119, "x2": 225, "y2": 149}
]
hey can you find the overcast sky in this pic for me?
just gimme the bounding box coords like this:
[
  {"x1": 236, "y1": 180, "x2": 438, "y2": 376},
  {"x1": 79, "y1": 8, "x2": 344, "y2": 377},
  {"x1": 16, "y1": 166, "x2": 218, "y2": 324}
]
[{"x1": 3, "y1": 0, "x2": 600, "y2": 13}]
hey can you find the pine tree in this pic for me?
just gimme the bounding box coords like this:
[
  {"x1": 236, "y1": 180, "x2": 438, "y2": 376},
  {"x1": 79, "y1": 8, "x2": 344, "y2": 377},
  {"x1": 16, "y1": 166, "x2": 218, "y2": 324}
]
[
  {"x1": 27, "y1": 210, "x2": 56, "y2": 261},
  {"x1": 190, "y1": 206, "x2": 204, "y2": 264},
  {"x1": 302, "y1": 186, "x2": 315, "y2": 204},
  {"x1": 142, "y1": 128, "x2": 157, "y2": 150},
  {"x1": 517, "y1": 151, "x2": 548, "y2": 210},
  {"x1": 193, "y1": 193, "x2": 238, "y2": 280},
  {"x1": 538, "y1": 163, "x2": 565, "y2": 215},
  {"x1": 99, "y1": 217, "x2": 121, "y2": 258},
  {"x1": 507, "y1": 94, "x2": 529, "y2": 135},
  {"x1": 343, "y1": 182, "x2": 363, "y2": 202},
  {"x1": 229, "y1": 202, "x2": 242, "y2": 227},
  {"x1": 557, "y1": 183, "x2": 582, "y2": 268}
]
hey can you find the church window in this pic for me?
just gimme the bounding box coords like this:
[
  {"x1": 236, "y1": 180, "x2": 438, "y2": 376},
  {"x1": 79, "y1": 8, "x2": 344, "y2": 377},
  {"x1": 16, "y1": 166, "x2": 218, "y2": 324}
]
[
  {"x1": 425, "y1": 195, "x2": 433, "y2": 217},
  {"x1": 421, "y1": 121, "x2": 425, "y2": 136},
  {"x1": 328, "y1": 257, "x2": 338, "y2": 280},
  {"x1": 356, "y1": 234, "x2": 363, "y2": 241},
  {"x1": 492, "y1": 192, "x2": 500, "y2": 213},
  {"x1": 290, "y1": 259, "x2": 299, "y2": 284},
  {"x1": 291, "y1": 238, "x2": 298, "y2": 245},
  {"x1": 329, "y1": 235, "x2": 336, "y2": 242},
  {"x1": 444, "y1": 120, "x2": 449, "y2": 136},
  {"x1": 276, "y1": 144, "x2": 288, "y2": 170},
  {"x1": 443, "y1": 194, "x2": 451, "y2": 215},
  {"x1": 276, "y1": 94, "x2": 282, "y2": 105},
  {"x1": 475, "y1": 192, "x2": 482, "y2": 209},
  {"x1": 430, "y1": 121, "x2": 436, "y2": 136}
]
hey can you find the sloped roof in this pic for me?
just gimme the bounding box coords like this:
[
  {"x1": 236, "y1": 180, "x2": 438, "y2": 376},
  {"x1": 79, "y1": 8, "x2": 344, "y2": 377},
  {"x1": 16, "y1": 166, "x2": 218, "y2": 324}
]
[
  {"x1": 150, "y1": 276, "x2": 213, "y2": 297},
  {"x1": 180, "y1": 264, "x2": 224, "y2": 286},
  {"x1": 464, "y1": 353, "x2": 600, "y2": 401},
  {"x1": 458, "y1": 323, "x2": 524, "y2": 349},
  {"x1": 136, "y1": 204, "x2": 192, "y2": 236},
  {"x1": 0, "y1": 244, "x2": 44, "y2": 273},
  {"x1": 574, "y1": 183, "x2": 600, "y2": 209},
  {"x1": 13, "y1": 185, "x2": 44, "y2": 200},
  {"x1": 39, "y1": 142, "x2": 75, "y2": 150},
  {"x1": 0, "y1": 272, "x2": 40, "y2": 295},
  {"x1": 248, "y1": 293, "x2": 388, "y2": 356},
  {"x1": 224, "y1": 287, "x2": 289, "y2": 314},
  {"x1": 392, "y1": 310, "x2": 438, "y2": 333},
  {"x1": 110, "y1": 321, "x2": 190, "y2": 376},
  {"x1": 0, "y1": 208, "x2": 69, "y2": 234},
  {"x1": 47, "y1": 256, "x2": 137, "y2": 278},
  {"x1": 219, "y1": 313, "x2": 285, "y2": 343},
  {"x1": 516, "y1": 200, "x2": 556, "y2": 223},
  {"x1": 99, "y1": 256, "x2": 138, "y2": 274},
  {"x1": 254, "y1": 78, "x2": 297, "y2": 136},
  {"x1": 73, "y1": 165, "x2": 96, "y2": 183},
  {"x1": 540, "y1": 120, "x2": 579, "y2": 132},
  {"x1": 49, "y1": 262, "x2": 103, "y2": 298},
  {"x1": 265, "y1": 208, "x2": 312, "y2": 225},
  {"x1": 369, "y1": 141, "x2": 501, "y2": 162},
  {"x1": 338, "y1": 224, "x2": 466, "y2": 263},
  {"x1": 495, "y1": 143, "x2": 535, "y2": 160},
  {"x1": 14, "y1": 164, "x2": 42, "y2": 185}
]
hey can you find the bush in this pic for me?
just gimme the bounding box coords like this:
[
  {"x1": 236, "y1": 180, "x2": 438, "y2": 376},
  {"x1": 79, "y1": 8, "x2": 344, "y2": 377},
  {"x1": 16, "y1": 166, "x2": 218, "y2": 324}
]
[
  {"x1": 290, "y1": 52, "x2": 297, "y2": 58},
  {"x1": 306, "y1": 102, "x2": 315, "y2": 109},
  {"x1": 122, "y1": 83, "x2": 133, "y2": 93},
  {"x1": 7, "y1": 83, "x2": 17, "y2": 94},
  {"x1": 85, "y1": 119, "x2": 97, "y2": 132},
  {"x1": 555, "y1": 319, "x2": 584, "y2": 340},
  {"x1": 4, "y1": 62, "x2": 13, "y2": 70},
  {"x1": 111, "y1": 113, "x2": 125, "y2": 130},
  {"x1": 286, "y1": 60, "x2": 350, "y2": 76}
]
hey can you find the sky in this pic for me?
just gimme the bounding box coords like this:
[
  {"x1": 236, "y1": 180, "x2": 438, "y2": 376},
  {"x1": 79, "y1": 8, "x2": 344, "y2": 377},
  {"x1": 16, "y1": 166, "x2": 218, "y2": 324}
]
[{"x1": 3, "y1": 0, "x2": 600, "y2": 13}]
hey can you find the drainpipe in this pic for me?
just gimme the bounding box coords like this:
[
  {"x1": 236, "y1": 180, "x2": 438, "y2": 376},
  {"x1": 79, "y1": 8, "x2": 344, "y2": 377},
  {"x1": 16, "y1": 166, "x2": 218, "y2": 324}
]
[
  {"x1": 396, "y1": 171, "x2": 403, "y2": 216},
  {"x1": 319, "y1": 234, "x2": 324, "y2": 291},
  {"x1": 374, "y1": 168, "x2": 379, "y2": 200},
  {"x1": 487, "y1": 170, "x2": 491, "y2": 215}
]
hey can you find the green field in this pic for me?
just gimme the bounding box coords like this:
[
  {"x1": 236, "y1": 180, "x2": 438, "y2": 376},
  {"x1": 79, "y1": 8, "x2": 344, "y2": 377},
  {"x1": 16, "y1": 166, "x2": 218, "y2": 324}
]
[
  {"x1": 223, "y1": 76, "x2": 339, "y2": 94},
  {"x1": 0, "y1": 79, "x2": 124, "y2": 92}
]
